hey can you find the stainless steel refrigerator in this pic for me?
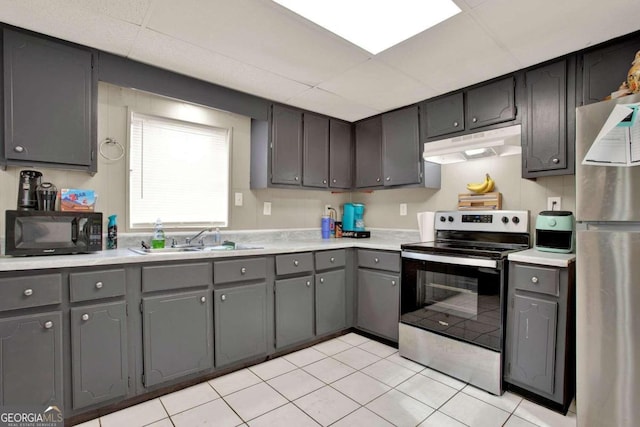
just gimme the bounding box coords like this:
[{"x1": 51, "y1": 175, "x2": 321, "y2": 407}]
[{"x1": 576, "y1": 93, "x2": 640, "y2": 427}]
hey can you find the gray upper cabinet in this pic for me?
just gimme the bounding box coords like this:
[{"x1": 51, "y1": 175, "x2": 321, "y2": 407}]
[
  {"x1": 522, "y1": 59, "x2": 575, "y2": 177},
  {"x1": 214, "y1": 283, "x2": 268, "y2": 368},
  {"x1": 142, "y1": 290, "x2": 213, "y2": 387},
  {"x1": 329, "y1": 119, "x2": 353, "y2": 189},
  {"x1": 303, "y1": 113, "x2": 329, "y2": 188},
  {"x1": 0, "y1": 311, "x2": 63, "y2": 406},
  {"x1": 382, "y1": 106, "x2": 421, "y2": 187},
  {"x1": 71, "y1": 301, "x2": 128, "y2": 409},
  {"x1": 271, "y1": 105, "x2": 303, "y2": 186},
  {"x1": 275, "y1": 275, "x2": 314, "y2": 349},
  {"x1": 581, "y1": 33, "x2": 640, "y2": 105},
  {"x1": 424, "y1": 92, "x2": 465, "y2": 138},
  {"x1": 355, "y1": 116, "x2": 383, "y2": 188},
  {"x1": 466, "y1": 76, "x2": 516, "y2": 129},
  {"x1": 2, "y1": 29, "x2": 95, "y2": 172}
]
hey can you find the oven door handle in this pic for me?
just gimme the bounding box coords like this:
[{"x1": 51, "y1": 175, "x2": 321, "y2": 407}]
[{"x1": 401, "y1": 251, "x2": 498, "y2": 269}]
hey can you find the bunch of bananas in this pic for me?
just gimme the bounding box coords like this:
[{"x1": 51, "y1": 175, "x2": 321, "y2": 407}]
[{"x1": 466, "y1": 173, "x2": 495, "y2": 193}]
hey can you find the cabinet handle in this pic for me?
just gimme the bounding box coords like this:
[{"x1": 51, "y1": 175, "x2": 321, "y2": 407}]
[
  {"x1": 386, "y1": 177, "x2": 391, "y2": 181},
  {"x1": 95, "y1": 281, "x2": 103, "y2": 289},
  {"x1": 320, "y1": 277, "x2": 324, "y2": 284},
  {"x1": 323, "y1": 179, "x2": 327, "y2": 184},
  {"x1": 453, "y1": 121, "x2": 459, "y2": 127},
  {"x1": 13, "y1": 145, "x2": 25, "y2": 153},
  {"x1": 306, "y1": 281, "x2": 311, "y2": 287},
  {"x1": 44, "y1": 321, "x2": 53, "y2": 329},
  {"x1": 330, "y1": 257, "x2": 335, "y2": 263},
  {"x1": 293, "y1": 260, "x2": 299, "y2": 266},
  {"x1": 332, "y1": 179, "x2": 337, "y2": 183},
  {"x1": 376, "y1": 178, "x2": 381, "y2": 182},
  {"x1": 23, "y1": 288, "x2": 33, "y2": 296},
  {"x1": 374, "y1": 258, "x2": 379, "y2": 263},
  {"x1": 552, "y1": 158, "x2": 560, "y2": 164},
  {"x1": 295, "y1": 176, "x2": 299, "y2": 181},
  {"x1": 240, "y1": 267, "x2": 247, "y2": 275},
  {"x1": 221, "y1": 294, "x2": 226, "y2": 301},
  {"x1": 200, "y1": 296, "x2": 206, "y2": 303},
  {"x1": 81, "y1": 314, "x2": 90, "y2": 321},
  {"x1": 391, "y1": 280, "x2": 397, "y2": 286},
  {"x1": 472, "y1": 117, "x2": 478, "y2": 123},
  {"x1": 531, "y1": 276, "x2": 539, "y2": 284}
]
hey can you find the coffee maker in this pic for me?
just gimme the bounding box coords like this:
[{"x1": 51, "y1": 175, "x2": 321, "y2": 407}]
[
  {"x1": 342, "y1": 203, "x2": 370, "y2": 238},
  {"x1": 17, "y1": 170, "x2": 42, "y2": 210}
]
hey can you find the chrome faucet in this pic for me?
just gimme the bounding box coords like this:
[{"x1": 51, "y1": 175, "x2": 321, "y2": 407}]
[{"x1": 185, "y1": 228, "x2": 212, "y2": 246}]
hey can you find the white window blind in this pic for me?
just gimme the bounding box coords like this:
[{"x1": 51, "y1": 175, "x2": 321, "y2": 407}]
[{"x1": 129, "y1": 112, "x2": 230, "y2": 229}]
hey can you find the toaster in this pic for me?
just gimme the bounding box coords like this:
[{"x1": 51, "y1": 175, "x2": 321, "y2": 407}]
[{"x1": 535, "y1": 210, "x2": 575, "y2": 253}]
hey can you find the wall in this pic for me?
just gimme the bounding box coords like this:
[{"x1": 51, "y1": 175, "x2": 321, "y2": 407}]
[{"x1": 0, "y1": 82, "x2": 575, "y2": 238}]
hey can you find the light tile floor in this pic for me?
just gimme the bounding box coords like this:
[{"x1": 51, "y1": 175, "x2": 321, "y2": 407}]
[{"x1": 75, "y1": 333, "x2": 577, "y2": 427}]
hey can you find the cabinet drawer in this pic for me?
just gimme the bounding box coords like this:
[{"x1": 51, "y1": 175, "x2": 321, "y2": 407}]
[
  {"x1": 214, "y1": 258, "x2": 267, "y2": 284},
  {"x1": 512, "y1": 263, "x2": 560, "y2": 296},
  {"x1": 0, "y1": 274, "x2": 62, "y2": 312},
  {"x1": 315, "y1": 250, "x2": 346, "y2": 270},
  {"x1": 70, "y1": 269, "x2": 126, "y2": 302},
  {"x1": 276, "y1": 252, "x2": 313, "y2": 276},
  {"x1": 357, "y1": 250, "x2": 400, "y2": 272},
  {"x1": 142, "y1": 262, "x2": 212, "y2": 292}
]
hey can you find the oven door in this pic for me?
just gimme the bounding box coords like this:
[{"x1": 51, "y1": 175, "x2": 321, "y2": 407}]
[{"x1": 401, "y1": 251, "x2": 505, "y2": 351}]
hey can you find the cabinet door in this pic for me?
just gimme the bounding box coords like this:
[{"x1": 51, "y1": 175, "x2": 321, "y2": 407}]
[
  {"x1": 355, "y1": 116, "x2": 383, "y2": 188},
  {"x1": 466, "y1": 77, "x2": 516, "y2": 129},
  {"x1": 303, "y1": 113, "x2": 329, "y2": 187},
  {"x1": 523, "y1": 60, "x2": 568, "y2": 174},
  {"x1": 142, "y1": 290, "x2": 213, "y2": 387},
  {"x1": 0, "y1": 312, "x2": 62, "y2": 406},
  {"x1": 357, "y1": 269, "x2": 399, "y2": 341},
  {"x1": 271, "y1": 105, "x2": 303, "y2": 185},
  {"x1": 382, "y1": 106, "x2": 421, "y2": 186},
  {"x1": 508, "y1": 294, "x2": 558, "y2": 395},
  {"x1": 3, "y1": 29, "x2": 93, "y2": 168},
  {"x1": 316, "y1": 269, "x2": 346, "y2": 336},
  {"x1": 214, "y1": 283, "x2": 267, "y2": 367},
  {"x1": 275, "y1": 275, "x2": 314, "y2": 348},
  {"x1": 71, "y1": 302, "x2": 128, "y2": 409},
  {"x1": 424, "y1": 92, "x2": 464, "y2": 138},
  {"x1": 582, "y1": 34, "x2": 640, "y2": 105},
  {"x1": 329, "y1": 120, "x2": 353, "y2": 189}
]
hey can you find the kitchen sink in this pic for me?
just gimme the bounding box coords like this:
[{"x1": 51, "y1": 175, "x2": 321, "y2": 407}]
[
  {"x1": 128, "y1": 247, "x2": 203, "y2": 255},
  {"x1": 129, "y1": 242, "x2": 263, "y2": 255}
]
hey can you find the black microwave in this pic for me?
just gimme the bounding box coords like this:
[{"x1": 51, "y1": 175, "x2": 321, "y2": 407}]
[{"x1": 5, "y1": 210, "x2": 103, "y2": 256}]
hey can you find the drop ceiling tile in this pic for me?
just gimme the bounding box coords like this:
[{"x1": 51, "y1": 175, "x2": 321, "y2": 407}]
[
  {"x1": 146, "y1": 0, "x2": 370, "y2": 86},
  {"x1": 377, "y1": 13, "x2": 520, "y2": 94},
  {"x1": 286, "y1": 88, "x2": 381, "y2": 122},
  {"x1": 67, "y1": 0, "x2": 153, "y2": 25},
  {"x1": 129, "y1": 29, "x2": 312, "y2": 104},
  {"x1": 0, "y1": 0, "x2": 140, "y2": 56},
  {"x1": 318, "y1": 59, "x2": 438, "y2": 112},
  {"x1": 472, "y1": 0, "x2": 640, "y2": 67}
]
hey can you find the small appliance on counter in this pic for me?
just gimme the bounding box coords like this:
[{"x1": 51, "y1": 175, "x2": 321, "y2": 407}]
[
  {"x1": 5, "y1": 210, "x2": 103, "y2": 256},
  {"x1": 17, "y1": 170, "x2": 42, "y2": 210},
  {"x1": 535, "y1": 210, "x2": 575, "y2": 253},
  {"x1": 342, "y1": 203, "x2": 370, "y2": 238},
  {"x1": 36, "y1": 182, "x2": 57, "y2": 211}
]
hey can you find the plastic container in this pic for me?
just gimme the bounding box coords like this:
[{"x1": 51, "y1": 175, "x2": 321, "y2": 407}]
[
  {"x1": 151, "y1": 218, "x2": 166, "y2": 249},
  {"x1": 107, "y1": 215, "x2": 118, "y2": 249},
  {"x1": 321, "y1": 215, "x2": 331, "y2": 239}
]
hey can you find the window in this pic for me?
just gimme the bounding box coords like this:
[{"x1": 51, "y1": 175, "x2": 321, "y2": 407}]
[{"x1": 128, "y1": 112, "x2": 230, "y2": 229}]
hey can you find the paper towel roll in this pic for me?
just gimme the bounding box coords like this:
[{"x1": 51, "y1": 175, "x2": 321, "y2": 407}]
[{"x1": 417, "y1": 211, "x2": 435, "y2": 242}]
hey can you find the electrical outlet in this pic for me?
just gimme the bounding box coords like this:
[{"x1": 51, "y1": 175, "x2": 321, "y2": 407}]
[
  {"x1": 234, "y1": 192, "x2": 243, "y2": 206},
  {"x1": 400, "y1": 203, "x2": 408, "y2": 216},
  {"x1": 263, "y1": 202, "x2": 271, "y2": 215},
  {"x1": 324, "y1": 204, "x2": 331, "y2": 214},
  {"x1": 547, "y1": 197, "x2": 562, "y2": 211}
]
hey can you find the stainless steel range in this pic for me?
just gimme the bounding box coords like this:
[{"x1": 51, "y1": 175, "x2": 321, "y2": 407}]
[{"x1": 399, "y1": 210, "x2": 530, "y2": 395}]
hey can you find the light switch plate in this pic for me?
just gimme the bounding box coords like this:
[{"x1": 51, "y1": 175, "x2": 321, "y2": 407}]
[
  {"x1": 547, "y1": 197, "x2": 561, "y2": 211},
  {"x1": 263, "y1": 201, "x2": 272, "y2": 215},
  {"x1": 235, "y1": 192, "x2": 243, "y2": 206},
  {"x1": 400, "y1": 203, "x2": 407, "y2": 216}
]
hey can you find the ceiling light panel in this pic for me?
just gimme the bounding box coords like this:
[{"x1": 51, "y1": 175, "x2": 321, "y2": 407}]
[{"x1": 271, "y1": 0, "x2": 461, "y2": 54}]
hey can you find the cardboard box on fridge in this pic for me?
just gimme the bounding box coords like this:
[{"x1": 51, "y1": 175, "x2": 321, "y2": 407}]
[{"x1": 60, "y1": 189, "x2": 96, "y2": 211}]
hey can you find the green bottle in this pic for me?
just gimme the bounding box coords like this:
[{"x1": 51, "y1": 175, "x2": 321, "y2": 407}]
[{"x1": 151, "y1": 218, "x2": 165, "y2": 249}]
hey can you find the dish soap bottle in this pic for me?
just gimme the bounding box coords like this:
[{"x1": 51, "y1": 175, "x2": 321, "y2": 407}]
[
  {"x1": 151, "y1": 218, "x2": 165, "y2": 249},
  {"x1": 107, "y1": 215, "x2": 118, "y2": 249}
]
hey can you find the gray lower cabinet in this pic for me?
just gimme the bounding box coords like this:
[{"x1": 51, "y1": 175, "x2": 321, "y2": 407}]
[
  {"x1": 275, "y1": 275, "x2": 314, "y2": 349},
  {"x1": 214, "y1": 283, "x2": 267, "y2": 367},
  {"x1": 357, "y1": 269, "x2": 399, "y2": 341},
  {"x1": 142, "y1": 290, "x2": 213, "y2": 387},
  {"x1": 0, "y1": 311, "x2": 63, "y2": 406},
  {"x1": 71, "y1": 302, "x2": 128, "y2": 409},
  {"x1": 315, "y1": 269, "x2": 346, "y2": 336}
]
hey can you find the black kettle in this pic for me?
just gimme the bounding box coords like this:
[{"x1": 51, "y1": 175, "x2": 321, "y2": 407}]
[{"x1": 17, "y1": 170, "x2": 42, "y2": 210}]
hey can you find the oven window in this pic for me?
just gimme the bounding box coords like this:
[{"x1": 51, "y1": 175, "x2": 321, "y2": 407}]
[{"x1": 401, "y1": 259, "x2": 504, "y2": 351}]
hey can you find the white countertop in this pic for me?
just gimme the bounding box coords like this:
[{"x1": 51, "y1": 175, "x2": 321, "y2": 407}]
[
  {"x1": 508, "y1": 248, "x2": 576, "y2": 267},
  {"x1": 0, "y1": 232, "x2": 416, "y2": 272}
]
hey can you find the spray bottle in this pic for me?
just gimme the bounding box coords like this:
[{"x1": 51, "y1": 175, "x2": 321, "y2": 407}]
[{"x1": 107, "y1": 215, "x2": 118, "y2": 249}]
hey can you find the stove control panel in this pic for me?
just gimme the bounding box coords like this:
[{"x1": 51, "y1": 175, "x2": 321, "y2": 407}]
[{"x1": 435, "y1": 210, "x2": 529, "y2": 233}]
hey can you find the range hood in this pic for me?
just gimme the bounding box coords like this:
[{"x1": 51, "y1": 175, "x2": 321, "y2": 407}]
[{"x1": 423, "y1": 124, "x2": 522, "y2": 164}]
